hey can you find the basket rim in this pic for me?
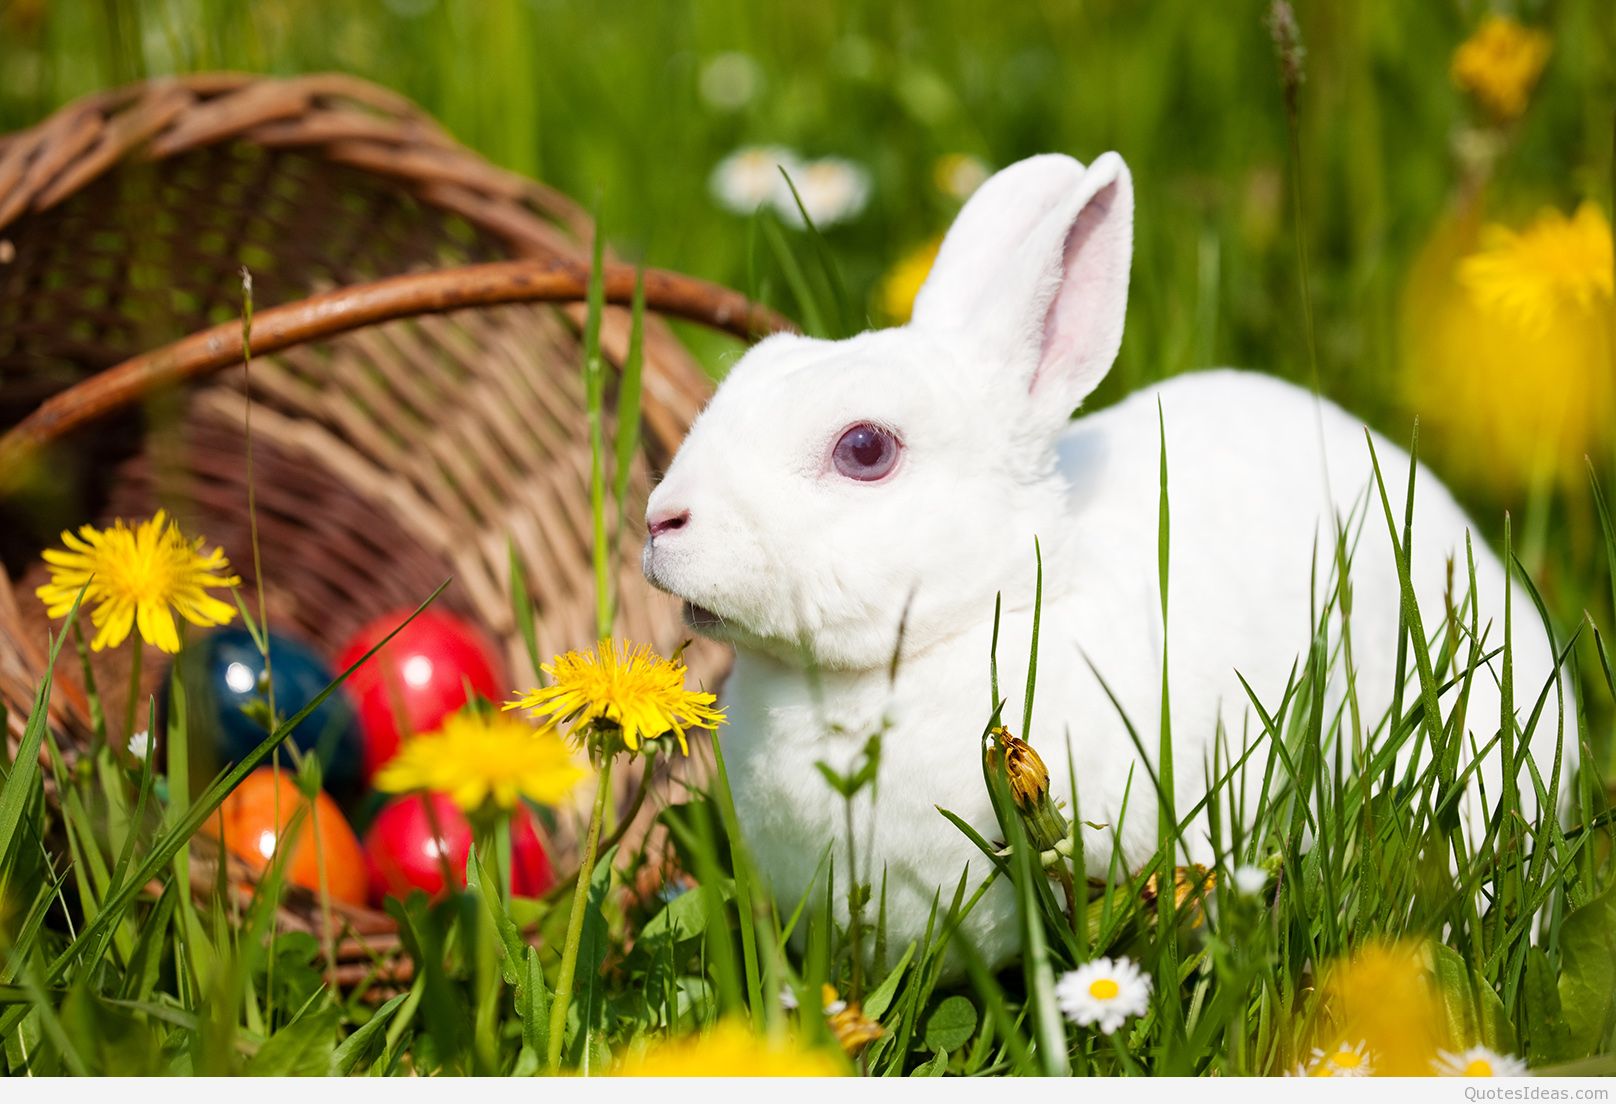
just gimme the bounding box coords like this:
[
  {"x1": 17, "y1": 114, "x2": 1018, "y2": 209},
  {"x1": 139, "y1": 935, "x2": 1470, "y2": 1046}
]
[
  {"x1": 0, "y1": 257, "x2": 792, "y2": 489},
  {"x1": 0, "y1": 71, "x2": 597, "y2": 241}
]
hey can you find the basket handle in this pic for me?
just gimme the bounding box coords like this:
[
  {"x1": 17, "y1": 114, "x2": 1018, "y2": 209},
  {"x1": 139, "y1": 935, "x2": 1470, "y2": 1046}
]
[{"x1": 0, "y1": 259, "x2": 795, "y2": 492}]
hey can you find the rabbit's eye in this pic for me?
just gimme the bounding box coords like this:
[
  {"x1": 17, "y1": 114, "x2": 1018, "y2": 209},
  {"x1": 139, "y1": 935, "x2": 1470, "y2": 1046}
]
[{"x1": 833, "y1": 423, "x2": 901, "y2": 481}]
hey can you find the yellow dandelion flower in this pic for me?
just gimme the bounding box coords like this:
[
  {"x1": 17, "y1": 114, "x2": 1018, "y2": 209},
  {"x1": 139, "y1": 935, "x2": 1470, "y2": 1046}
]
[
  {"x1": 821, "y1": 984, "x2": 884, "y2": 1055},
  {"x1": 1460, "y1": 202, "x2": 1613, "y2": 335},
  {"x1": 615, "y1": 1019, "x2": 845, "y2": 1077},
  {"x1": 504, "y1": 639, "x2": 723, "y2": 756},
  {"x1": 1403, "y1": 203, "x2": 1614, "y2": 493},
  {"x1": 374, "y1": 710, "x2": 589, "y2": 812},
  {"x1": 35, "y1": 509, "x2": 240, "y2": 654},
  {"x1": 1311, "y1": 940, "x2": 1450, "y2": 1076},
  {"x1": 1451, "y1": 15, "x2": 1551, "y2": 122},
  {"x1": 877, "y1": 236, "x2": 942, "y2": 324}
]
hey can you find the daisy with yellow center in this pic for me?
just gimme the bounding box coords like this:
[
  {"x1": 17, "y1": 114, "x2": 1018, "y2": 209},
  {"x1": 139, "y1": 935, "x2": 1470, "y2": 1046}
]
[
  {"x1": 1450, "y1": 15, "x2": 1551, "y2": 123},
  {"x1": 1054, "y1": 955, "x2": 1152, "y2": 1035},
  {"x1": 780, "y1": 158, "x2": 872, "y2": 229},
  {"x1": 1434, "y1": 1046, "x2": 1527, "y2": 1078},
  {"x1": 374, "y1": 709, "x2": 588, "y2": 813},
  {"x1": 709, "y1": 146, "x2": 802, "y2": 216},
  {"x1": 615, "y1": 1019, "x2": 844, "y2": 1077},
  {"x1": 36, "y1": 509, "x2": 240, "y2": 654},
  {"x1": 1302, "y1": 1040, "x2": 1374, "y2": 1077},
  {"x1": 505, "y1": 639, "x2": 723, "y2": 757}
]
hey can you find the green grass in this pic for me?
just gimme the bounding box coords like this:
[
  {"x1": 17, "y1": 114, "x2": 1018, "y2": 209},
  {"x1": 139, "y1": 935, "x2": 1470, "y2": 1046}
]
[
  {"x1": 2, "y1": 405, "x2": 1613, "y2": 1074},
  {"x1": 2, "y1": 0, "x2": 1615, "y2": 1079}
]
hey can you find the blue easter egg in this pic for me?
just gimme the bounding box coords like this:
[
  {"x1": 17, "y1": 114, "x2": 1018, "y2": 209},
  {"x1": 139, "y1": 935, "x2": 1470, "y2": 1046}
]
[{"x1": 169, "y1": 628, "x2": 362, "y2": 794}]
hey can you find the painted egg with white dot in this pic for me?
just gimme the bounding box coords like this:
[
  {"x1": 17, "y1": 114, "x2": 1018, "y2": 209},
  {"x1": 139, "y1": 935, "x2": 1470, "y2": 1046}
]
[{"x1": 166, "y1": 628, "x2": 362, "y2": 794}]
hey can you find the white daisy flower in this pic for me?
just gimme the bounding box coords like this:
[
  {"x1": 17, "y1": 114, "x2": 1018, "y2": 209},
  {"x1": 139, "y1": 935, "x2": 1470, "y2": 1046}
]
[
  {"x1": 1233, "y1": 864, "x2": 1268, "y2": 896},
  {"x1": 699, "y1": 52, "x2": 762, "y2": 111},
  {"x1": 127, "y1": 729, "x2": 152, "y2": 761},
  {"x1": 775, "y1": 157, "x2": 871, "y2": 228},
  {"x1": 710, "y1": 146, "x2": 802, "y2": 216},
  {"x1": 1309, "y1": 1039, "x2": 1373, "y2": 1077},
  {"x1": 1434, "y1": 1046, "x2": 1527, "y2": 1077},
  {"x1": 1054, "y1": 955, "x2": 1152, "y2": 1034},
  {"x1": 779, "y1": 983, "x2": 799, "y2": 1011}
]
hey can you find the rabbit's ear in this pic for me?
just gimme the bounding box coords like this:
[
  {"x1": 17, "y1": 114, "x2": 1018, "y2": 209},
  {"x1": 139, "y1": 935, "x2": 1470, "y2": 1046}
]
[{"x1": 911, "y1": 152, "x2": 1133, "y2": 428}]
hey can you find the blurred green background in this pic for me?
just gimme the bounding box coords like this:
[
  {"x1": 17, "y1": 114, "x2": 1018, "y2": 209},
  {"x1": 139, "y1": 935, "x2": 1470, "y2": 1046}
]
[
  {"x1": 2, "y1": 1, "x2": 1607, "y2": 402},
  {"x1": 2, "y1": 0, "x2": 1614, "y2": 738}
]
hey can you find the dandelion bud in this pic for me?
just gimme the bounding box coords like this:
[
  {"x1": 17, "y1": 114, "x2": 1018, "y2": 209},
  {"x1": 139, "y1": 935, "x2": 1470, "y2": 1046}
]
[
  {"x1": 987, "y1": 726, "x2": 1069, "y2": 853},
  {"x1": 988, "y1": 724, "x2": 1053, "y2": 811}
]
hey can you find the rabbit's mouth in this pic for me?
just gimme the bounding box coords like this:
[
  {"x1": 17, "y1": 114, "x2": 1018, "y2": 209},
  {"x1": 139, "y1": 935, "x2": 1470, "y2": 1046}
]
[{"x1": 682, "y1": 600, "x2": 725, "y2": 633}]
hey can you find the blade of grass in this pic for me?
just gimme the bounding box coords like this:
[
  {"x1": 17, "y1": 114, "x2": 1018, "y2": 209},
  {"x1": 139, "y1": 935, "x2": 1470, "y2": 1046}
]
[
  {"x1": 583, "y1": 205, "x2": 610, "y2": 636},
  {"x1": 611, "y1": 267, "x2": 647, "y2": 531},
  {"x1": 777, "y1": 166, "x2": 854, "y2": 337},
  {"x1": 708, "y1": 734, "x2": 767, "y2": 1027},
  {"x1": 0, "y1": 587, "x2": 87, "y2": 898},
  {"x1": 761, "y1": 213, "x2": 828, "y2": 337},
  {"x1": 1022, "y1": 539, "x2": 1042, "y2": 738},
  {"x1": 507, "y1": 539, "x2": 542, "y2": 685}
]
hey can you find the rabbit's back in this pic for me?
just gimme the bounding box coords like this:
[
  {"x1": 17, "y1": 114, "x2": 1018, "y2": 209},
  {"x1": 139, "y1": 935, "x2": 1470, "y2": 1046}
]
[{"x1": 1063, "y1": 368, "x2": 1574, "y2": 845}]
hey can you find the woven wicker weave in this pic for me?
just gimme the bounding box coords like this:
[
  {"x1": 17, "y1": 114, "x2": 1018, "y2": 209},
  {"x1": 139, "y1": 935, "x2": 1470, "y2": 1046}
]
[{"x1": 0, "y1": 74, "x2": 787, "y2": 977}]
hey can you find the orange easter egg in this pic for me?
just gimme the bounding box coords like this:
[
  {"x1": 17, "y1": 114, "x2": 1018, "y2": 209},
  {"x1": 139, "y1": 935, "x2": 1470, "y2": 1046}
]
[{"x1": 213, "y1": 767, "x2": 367, "y2": 905}]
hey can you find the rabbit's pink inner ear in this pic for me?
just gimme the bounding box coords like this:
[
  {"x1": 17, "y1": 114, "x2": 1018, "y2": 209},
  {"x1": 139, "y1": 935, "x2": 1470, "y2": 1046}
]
[{"x1": 1029, "y1": 171, "x2": 1133, "y2": 409}]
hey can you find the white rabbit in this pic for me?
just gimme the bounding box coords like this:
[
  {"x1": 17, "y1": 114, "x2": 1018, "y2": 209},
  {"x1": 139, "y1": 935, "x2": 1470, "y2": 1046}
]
[{"x1": 642, "y1": 152, "x2": 1577, "y2": 968}]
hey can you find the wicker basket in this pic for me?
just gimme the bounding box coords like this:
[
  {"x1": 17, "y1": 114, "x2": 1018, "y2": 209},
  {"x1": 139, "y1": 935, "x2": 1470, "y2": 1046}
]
[{"x1": 0, "y1": 73, "x2": 787, "y2": 982}]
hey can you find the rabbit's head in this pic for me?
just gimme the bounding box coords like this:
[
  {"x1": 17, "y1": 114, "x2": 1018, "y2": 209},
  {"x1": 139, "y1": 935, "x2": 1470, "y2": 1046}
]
[{"x1": 643, "y1": 153, "x2": 1133, "y2": 670}]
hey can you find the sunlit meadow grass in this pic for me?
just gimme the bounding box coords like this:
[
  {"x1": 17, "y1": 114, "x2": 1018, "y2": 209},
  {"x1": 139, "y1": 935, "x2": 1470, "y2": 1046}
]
[
  {"x1": 3, "y1": 386, "x2": 1613, "y2": 1075},
  {"x1": 1, "y1": 0, "x2": 1614, "y2": 1079}
]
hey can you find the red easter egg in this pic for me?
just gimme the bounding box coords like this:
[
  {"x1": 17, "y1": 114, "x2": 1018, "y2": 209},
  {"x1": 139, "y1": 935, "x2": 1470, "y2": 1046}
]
[
  {"x1": 336, "y1": 610, "x2": 506, "y2": 781},
  {"x1": 212, "y1": 768, "x2": 368, "y2": 906},
  {"x1": 363, "y1": 793, "x2": 555, "y2": 903}
]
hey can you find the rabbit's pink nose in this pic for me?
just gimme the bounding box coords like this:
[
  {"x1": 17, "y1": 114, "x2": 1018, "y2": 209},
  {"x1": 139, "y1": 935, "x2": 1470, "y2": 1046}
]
[{"x1": 647, "y1": 508, "x2": 691, "y2": 539}]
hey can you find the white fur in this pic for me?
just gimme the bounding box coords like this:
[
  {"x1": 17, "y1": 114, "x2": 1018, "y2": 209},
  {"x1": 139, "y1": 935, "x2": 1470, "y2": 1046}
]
[{"x1": 643, "y1": 153, "x2": 1577, "y2": 967}]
